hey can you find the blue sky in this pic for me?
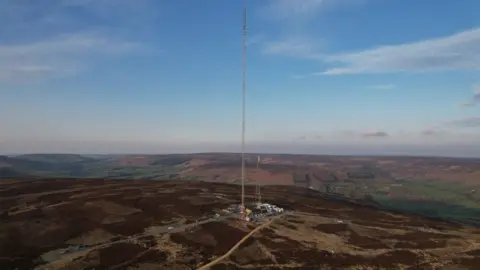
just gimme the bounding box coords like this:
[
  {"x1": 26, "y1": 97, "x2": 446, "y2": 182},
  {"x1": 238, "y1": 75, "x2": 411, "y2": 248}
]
[{"x1": 1, "y1": 0, "x2": 480, "y2": 156}]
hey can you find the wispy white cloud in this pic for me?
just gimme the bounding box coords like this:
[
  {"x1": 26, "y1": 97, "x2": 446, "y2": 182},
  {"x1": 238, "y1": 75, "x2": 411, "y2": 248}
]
[
  {"x1": 415, "y1": 118, "x2": 480, "y2": 138},
  {"x1": 61, "y1": 0, "x2": 148, "y2": 10},
  {"x1": 257, "y1": 0, "x2": 362, "y2": 63},
  {"x1": 0, "y1": 33, "x2": 143, "y2": 82},
  {"x1": 462, "y1": 84, "x2": 480, "y2": 106},
  {"x1": 0, "y1": 0, "x2": 157, "y2": 82},
  {"x1": 420, "y1": 129, "x2": 447, "y2": 136},
  {"x1": 293, "y1": 134, "x2": 323, "y2": 141},
  {"x1": 318, "y1": 28, "x2": 480, "y2": 75},
  {"x1": 262, "y1": 28, "x2": 480, "y2": 76},
  {"x1": 362, "y1": 131, "x2": 389, "y2": 137},
  {"x1": 260, "y1": 0, "x2": 362, "y2": 21},
  {"x1": 0, "y1": 0, "x2": 157, "y2": 34},
  {"x1": 292, "y1": 74, "x2": 309, "y2": 79},
  {"x1": 262, "y1": 36, "x2": 322, "y2": 58},
  {"x1": 369, "y1": 84, "x2": 395, "y2": 90},
  {"x1": 295, "y1": 135, "x2": 308, "y2": 140},
  {"x1": 261, "y1": 0, "x2": 332, "y2": 20},
  {"x1": 0, "y1": 33, "x2": 141, "y2": 57},
  {"x1": 246, "y1": 34, "x2": 265, "y2": 46},
  {"x1": 446, "y1": 117, "x2": 480, "y2": 128},
  {"x1": 331, "y1": 130, "x2": 390, "y2": 138}
]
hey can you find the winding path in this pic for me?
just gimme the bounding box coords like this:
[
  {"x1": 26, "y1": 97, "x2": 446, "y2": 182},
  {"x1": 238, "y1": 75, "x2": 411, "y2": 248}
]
[{"x1": 197, "y1": 213, "x2": 287, "y2": 270}]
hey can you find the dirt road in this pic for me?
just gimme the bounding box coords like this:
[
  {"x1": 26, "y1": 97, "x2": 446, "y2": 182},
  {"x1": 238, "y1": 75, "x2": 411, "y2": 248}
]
[
  {"x1": 39, "y1": 213, "x2": 239, "y2": 266},
  {"x1": 197, "y1": 212, "x2": 288, "y2": 269}
]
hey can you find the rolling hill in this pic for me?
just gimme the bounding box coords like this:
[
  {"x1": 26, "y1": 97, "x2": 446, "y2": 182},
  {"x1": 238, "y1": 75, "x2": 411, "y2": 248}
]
[{"x1": 1, "y1": 179, "x2": 479, "y2": 269}]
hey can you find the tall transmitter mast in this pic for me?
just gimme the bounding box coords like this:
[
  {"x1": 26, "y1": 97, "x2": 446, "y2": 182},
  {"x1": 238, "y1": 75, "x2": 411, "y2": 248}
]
[
  {"x1": 240, "y1": 8, "x2": 247, "y2": 211},
  {"x1": 256, "y1": 156, "x2": 262, "y2": 204}
]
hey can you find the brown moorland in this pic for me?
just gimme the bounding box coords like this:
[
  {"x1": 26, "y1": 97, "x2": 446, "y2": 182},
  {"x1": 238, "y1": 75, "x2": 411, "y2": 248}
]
[{"x1": 0, "y1": 179, "x2": 479, "y2": 269}]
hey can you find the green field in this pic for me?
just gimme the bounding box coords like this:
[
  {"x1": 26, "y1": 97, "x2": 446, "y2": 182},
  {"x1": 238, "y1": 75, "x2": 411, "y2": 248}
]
[
  {"x1": 2, "y1": 154, "x2": 480, "y2": 226},
  {"x1": 0, "y1": 154, "x2": 188, "y2": 180},
  {"x1": 372, "y1": 195, "x2": 480, "y2": 225},
  {"x1": 318, "y1": 178, "x2": 480, "y2": 226},
  {"x1": 386, "y1": 179, "x2": 480, "y2": 209}
]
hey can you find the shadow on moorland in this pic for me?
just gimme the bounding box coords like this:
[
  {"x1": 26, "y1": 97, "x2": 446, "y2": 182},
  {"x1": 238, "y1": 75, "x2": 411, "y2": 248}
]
[
  {"x1": 288, "y1": 188, "x2": 480, "y2": 227},
  {"x1": 371, "y1": 197, "x2": 480, "y2": 226}
]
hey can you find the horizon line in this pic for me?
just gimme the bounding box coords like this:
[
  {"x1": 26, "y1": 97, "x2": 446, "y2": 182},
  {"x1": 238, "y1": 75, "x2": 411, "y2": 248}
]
[{"x1": 5, "y1": 151, "x2": 480, "y2": 159}]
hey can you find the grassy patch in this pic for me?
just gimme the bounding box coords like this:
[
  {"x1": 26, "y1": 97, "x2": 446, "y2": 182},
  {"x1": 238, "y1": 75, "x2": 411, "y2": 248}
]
[{"x1": 373, "y1": 195, "x2": 480, "y2": 226}]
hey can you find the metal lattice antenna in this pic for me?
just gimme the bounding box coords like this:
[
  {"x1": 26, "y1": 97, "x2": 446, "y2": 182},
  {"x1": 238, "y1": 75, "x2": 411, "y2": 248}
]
[
  {"x1": 256, "y1": 156, "x2": 261, "y2": 204},
  {"x1": 241, "y1": 7, "x2": 247, "y2": 210}
]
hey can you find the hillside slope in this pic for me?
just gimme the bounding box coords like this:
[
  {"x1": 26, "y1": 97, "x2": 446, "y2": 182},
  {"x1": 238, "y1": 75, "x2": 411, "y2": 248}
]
[{"x1": 0, "y1": 179, "x2": 479, "y2": 269}]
